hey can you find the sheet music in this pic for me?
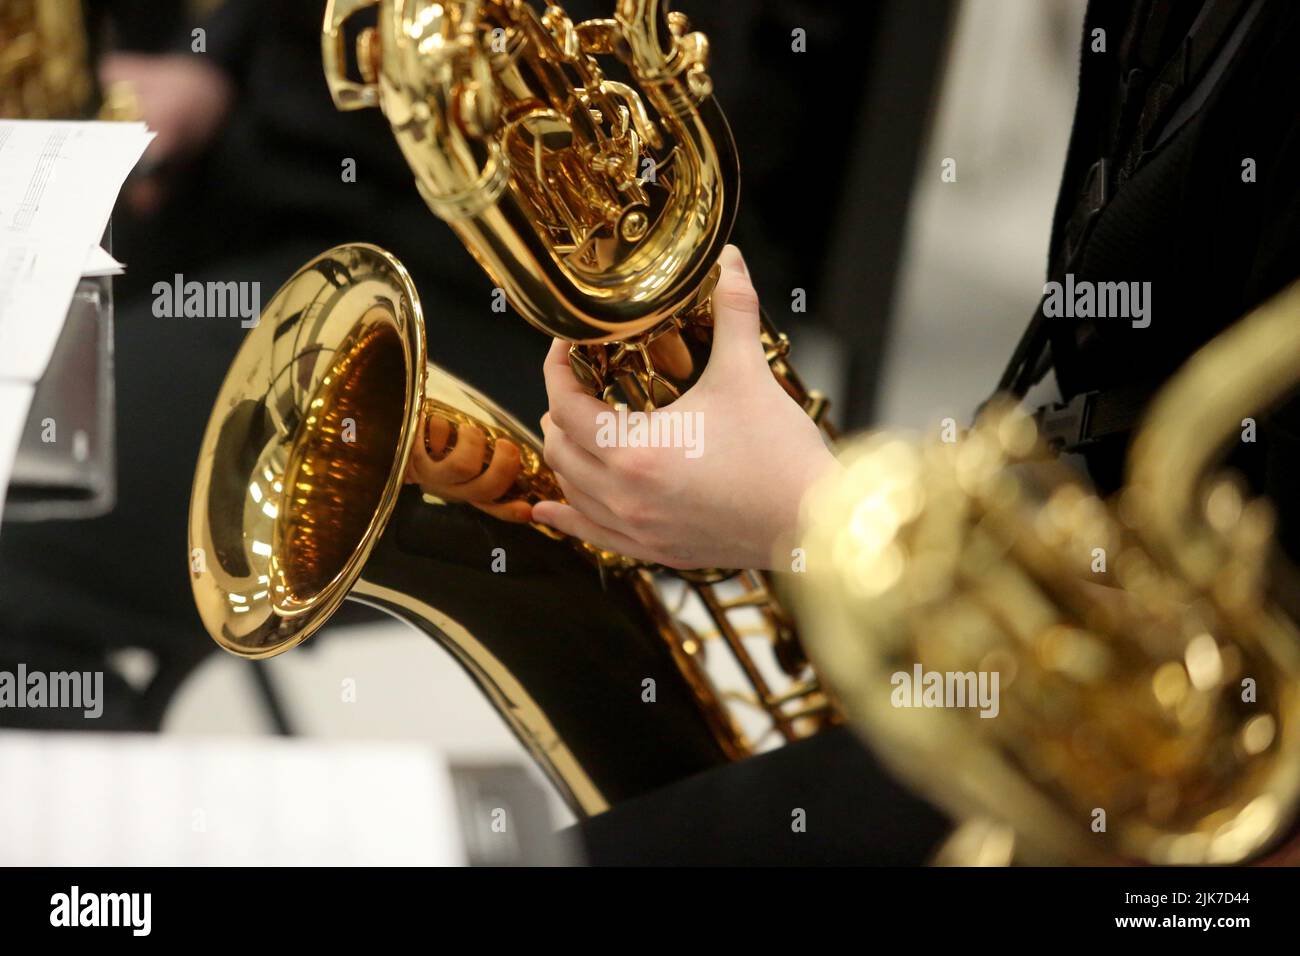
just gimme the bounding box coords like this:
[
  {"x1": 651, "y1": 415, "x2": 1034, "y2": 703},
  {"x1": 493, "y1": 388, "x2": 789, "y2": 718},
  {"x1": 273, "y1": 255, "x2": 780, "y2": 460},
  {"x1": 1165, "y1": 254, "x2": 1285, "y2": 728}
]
[
  {"x1": 0, "y1": 731, "x2": 468, "y2": 865},
  {"x1": 0, "y1": 120, "x2": 153, "y2": 382}
]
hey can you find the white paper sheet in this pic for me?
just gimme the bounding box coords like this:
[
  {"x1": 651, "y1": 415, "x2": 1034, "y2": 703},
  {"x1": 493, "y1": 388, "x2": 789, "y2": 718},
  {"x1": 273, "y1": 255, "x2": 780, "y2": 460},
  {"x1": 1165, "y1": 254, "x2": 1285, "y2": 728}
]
[
  {"x1": 0, "y1": 382, "x2": 35, "y2": 539},
  {"x1": 82, "y1": 244, "x2": 124, "y2": 277},
  {"x1": 0, "y1": 120, "x2": 153, "y2": 382},
  {"x1": 0, "y1": 731, "x2": 468, "y2": 866}
]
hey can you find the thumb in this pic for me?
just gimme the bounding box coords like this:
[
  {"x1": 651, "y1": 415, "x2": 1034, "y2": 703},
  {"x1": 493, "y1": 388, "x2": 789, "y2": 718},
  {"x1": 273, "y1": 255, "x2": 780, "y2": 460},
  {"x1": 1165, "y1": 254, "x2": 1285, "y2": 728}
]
[{"x1": 702, "y1": 245, "x2": 767, "y2": 380}]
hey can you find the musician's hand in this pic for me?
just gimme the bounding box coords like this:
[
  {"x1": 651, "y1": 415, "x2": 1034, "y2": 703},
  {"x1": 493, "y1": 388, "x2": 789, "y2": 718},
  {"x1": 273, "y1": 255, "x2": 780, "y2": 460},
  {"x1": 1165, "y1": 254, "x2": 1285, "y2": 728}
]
[
  {"x1": 533, "y1": 245, "x2": 839, "y2": 570},
  {"x1": 404, "y1": 412, "x2": 533, "y2": 524},
  {"x1": 98, "y1": 53, "x2": 234, "y2": 215}
]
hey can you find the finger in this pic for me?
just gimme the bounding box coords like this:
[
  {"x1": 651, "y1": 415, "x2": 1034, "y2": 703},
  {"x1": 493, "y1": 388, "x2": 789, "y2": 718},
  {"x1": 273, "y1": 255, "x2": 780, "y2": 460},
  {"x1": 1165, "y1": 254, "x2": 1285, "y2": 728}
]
[
  {"x1": 541, "y1": 414, "x2": 610, "y2": 494},
  {"x1": 704, "y1": 245, "x2": 767, "y2": 379},
  {"x1": 554, "y1": 472, "x2": 623, "y2": 531},
  {"x1": 543, "y1": 339, "x2": 599, "y2": 400},
  {"x1": 473, "y1": 499, "x2": 534, "y2": 524},
  {"x1": 97, "y1": 52, "x2": 148, "y2": 85},
  {"x1": 409, "y1": 419, "x2": 486, "y2": 489},
  {"x1": 407, "y1": 422, "x2": 443, "y2": 488},
  {"x1": 424, "y1": 413, "x2": 453, "y2": 459},
  {"x1": 438, "y1": 420, "x2": 487, "y2": 483},
  {"x1": 408, "y1": 431, "x2": 438, "y2": 488},
  {"x1": 406, "y1": 468, "x2": 530, "y2": 521},
  {"x1": 532, "y1": 501, "x2": 644, "y2": 559},
  {"x1": 543, "y1": 340, "x2": 613, "y2": 454},
  {"x1": 446, "y1": 438, "x2": 522, "y2": 502}
]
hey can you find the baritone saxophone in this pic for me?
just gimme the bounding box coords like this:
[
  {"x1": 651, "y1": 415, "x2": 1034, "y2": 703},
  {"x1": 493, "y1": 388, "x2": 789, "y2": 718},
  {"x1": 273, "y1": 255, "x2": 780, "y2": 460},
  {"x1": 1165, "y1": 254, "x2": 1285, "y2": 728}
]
[
  {"x1": 189, "y1": 2, "x2": 839, "y2": 821},
  {"x1": 320, "y1": 0, "x2": 840, "y2": 743}
]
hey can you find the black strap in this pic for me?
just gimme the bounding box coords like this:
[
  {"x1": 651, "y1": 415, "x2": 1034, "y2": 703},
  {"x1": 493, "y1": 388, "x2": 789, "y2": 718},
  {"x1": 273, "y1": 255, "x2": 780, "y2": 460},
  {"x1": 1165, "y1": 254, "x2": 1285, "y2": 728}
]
[
  {"x1": 996, "y1": 158, "x2": 1100, "y2": 396},
  {"x1": 1118, "y1": 0, "x2": 1252, "y2": 181},
  {"x1": 1108, "y1": 0, "x2": 1174, "y2": 185},
  {"x1": 1033, "y1": 380, "x2": 1160, "y2": 454}
]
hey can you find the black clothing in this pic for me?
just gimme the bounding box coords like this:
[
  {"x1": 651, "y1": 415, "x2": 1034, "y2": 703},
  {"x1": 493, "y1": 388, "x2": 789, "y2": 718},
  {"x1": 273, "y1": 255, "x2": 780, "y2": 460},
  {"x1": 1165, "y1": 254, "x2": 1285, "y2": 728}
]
[
  {"x1": 1016, "y1": 0, "x2": 1300, "y2": 553},
  {"x1": 575, "y1": 726, "x2": 952, "y2": 866}
]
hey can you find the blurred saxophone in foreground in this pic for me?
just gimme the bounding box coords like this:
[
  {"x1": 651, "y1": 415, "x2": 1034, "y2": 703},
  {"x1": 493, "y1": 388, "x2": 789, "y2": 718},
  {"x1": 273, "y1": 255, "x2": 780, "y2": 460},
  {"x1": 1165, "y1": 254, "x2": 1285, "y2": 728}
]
[
  {"x1": 790, "y1": 281, "x2": 1300, "y2": 864},
  {"x1": 0, "y1": 0, "x2": 136, "y2": 119},
  {"x1": 1, "y1": 0, "x2": 93, "y2": 117}
]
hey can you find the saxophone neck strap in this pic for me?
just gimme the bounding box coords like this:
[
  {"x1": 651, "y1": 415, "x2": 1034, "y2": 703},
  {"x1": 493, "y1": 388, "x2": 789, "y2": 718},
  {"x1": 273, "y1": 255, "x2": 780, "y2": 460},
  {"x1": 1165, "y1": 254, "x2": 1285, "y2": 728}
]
[{"x1": 1032, "y1": 380, "x2": 1161, "y2": 455}]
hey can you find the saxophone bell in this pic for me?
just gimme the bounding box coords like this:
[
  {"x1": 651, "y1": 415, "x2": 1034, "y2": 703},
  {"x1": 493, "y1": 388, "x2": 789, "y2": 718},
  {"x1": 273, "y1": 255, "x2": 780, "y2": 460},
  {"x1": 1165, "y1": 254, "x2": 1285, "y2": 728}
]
[{"x1": 188, "y1": 243, "x2": 738, "y2": 816}]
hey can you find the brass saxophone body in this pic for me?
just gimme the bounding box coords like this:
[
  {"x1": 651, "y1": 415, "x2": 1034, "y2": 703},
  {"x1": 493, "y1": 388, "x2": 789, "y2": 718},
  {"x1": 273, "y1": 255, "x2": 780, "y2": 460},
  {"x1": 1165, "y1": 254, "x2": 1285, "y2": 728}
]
[{"x1": 326, "y1": 0, "x2": 734, "y2": 342}]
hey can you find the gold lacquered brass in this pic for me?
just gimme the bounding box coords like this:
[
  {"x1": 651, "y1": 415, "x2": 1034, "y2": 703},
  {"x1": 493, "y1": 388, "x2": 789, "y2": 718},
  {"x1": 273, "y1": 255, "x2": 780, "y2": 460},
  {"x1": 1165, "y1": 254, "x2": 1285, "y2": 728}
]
[
  {"x1": 324, "y1": 0, "x2": 735, "y2": 342},
  {"x1": 0, "y1": 0, "x2": 138, "y2": 120},
  {"x1": 319, "y1": 0, "x2": 839, "y2": 753},
  {"x1": 790, "y1": 281, "x2": 1300, "y2": 864},
  {"x1": 190, "y1": 243, "x2": 739, "y2": 815},
  {"x1": 1, "y1": 0, "x2": 94, "y2": 118}
]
